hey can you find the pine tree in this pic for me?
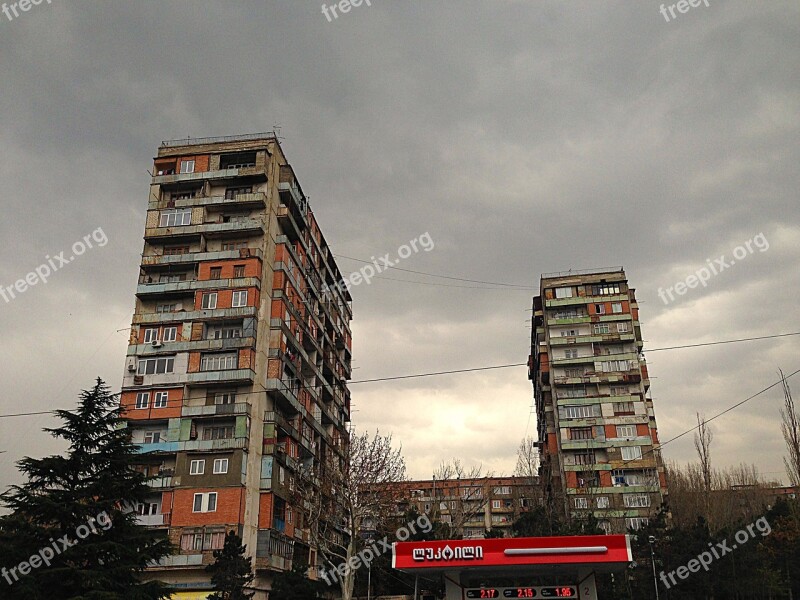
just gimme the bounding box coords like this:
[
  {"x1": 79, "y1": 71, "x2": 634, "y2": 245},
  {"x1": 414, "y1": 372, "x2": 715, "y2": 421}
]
[
  {"x1": 0, "y1": 378, "x2": 172, "y2": 598},
  {"x1": 270, "y1": 558, "x2": 320, "y2": 600},
  {"x1": 206, "y1": 531, "x2": 255, "y2": 599}
]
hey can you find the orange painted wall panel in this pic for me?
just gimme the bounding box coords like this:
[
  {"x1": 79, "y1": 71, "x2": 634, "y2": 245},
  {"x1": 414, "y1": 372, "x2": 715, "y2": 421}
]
[
  {"x1": 171, "y1": 487, "x2": 244, "y2": 527},
  {"x1": 121, "y1": 388, "x2": 182, "y2": 420}
]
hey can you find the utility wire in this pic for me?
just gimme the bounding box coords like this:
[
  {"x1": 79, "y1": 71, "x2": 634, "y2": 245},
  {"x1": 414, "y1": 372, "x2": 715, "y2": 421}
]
[{"x1": 333, "y1": 254, "x2": 536, "y2": 289}]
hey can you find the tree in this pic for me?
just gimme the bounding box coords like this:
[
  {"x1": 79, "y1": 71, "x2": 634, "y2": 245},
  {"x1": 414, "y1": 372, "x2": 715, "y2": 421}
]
[
  {"x1": 206, "y1": 531, "x2": 255, "y2": 600},
  {"x1": 270, "y1": 557, "x2": 321, "y2": 600},
  {"x1": 0, "y1": 378, "x2": 172, "y2": 599},
  {"x1": 779, "y1": 369, "x2": 800, "y2": 487},
  {"x1": 295, "y1": 429, "x2": 406, "y2": 600},
  {"x1": 431, "y1": 459, "x2": 492, "y2": 536}
]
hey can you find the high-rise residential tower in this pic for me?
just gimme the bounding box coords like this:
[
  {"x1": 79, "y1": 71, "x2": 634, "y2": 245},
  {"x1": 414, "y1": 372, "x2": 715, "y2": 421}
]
[
  {"x1": 529, "y1": 268, "x2": 667, "y2": 533},
  {"x1": 119, "y1": 133, "x2": 352, "y2": 598}
]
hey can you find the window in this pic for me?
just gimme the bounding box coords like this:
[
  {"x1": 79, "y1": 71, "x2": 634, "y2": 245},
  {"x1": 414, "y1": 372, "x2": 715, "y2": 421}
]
[
  {"x1": 137, "y1": 357, "x2": 175, "y2": 375},
  {"x1": 156, "y1": 303, "x2": 177, "y2": 313},
  {"x1": 180, "y1": 159, "x2": 195, "y2": 174},
  {"x1": 143, "y1": 431, "x2": 162, "y2": 444},
  {"x1": 190, "y1": 460, "x2": 205, "y2": 475},
  {"x1": 181, "y1": 530, "x2": 225, "y2": 552},
  {"x1": 493, "y1": 486, "x2": 511, "y2": 495},
  {"x1": 610, "y1": 386, "x2": 628, "y2": 396},
  {"x1": 561, "y1": 405, "x2": 601, "y2": 419},
  {"x1": 170, "y1": 188, "x2": 198, "y2": 200},
  {"x1": 225, "y1": 186, "x2": 253, "y2": 199},
  {"x1": 564, "y1": 349, "x2": 578, "y2": 359},
  {"x1": 573, "y1": 452, "x2": 595, "y2": 465},
  {"x1": 560, "y1": 386, "x2": 586, "y2": 397},
  {"x1": 555, "y1": 287, "x2": 573, "y2": 299},
  {"x1": 202, "y1": 426, "x2": 234, "y2": 441},
  {"x1": 614, "y1": 401, "x2": 636, "y2": 415},
  {"x1": 209, "y1": 267, "x2": 222, "y2": 280},
  {"x1": 214, "y1": 392, "x2": 236, "y2": 405},
  {"x1": 593, "y1": 323, "x2": 610, "y2": 334},
  {"x1": 591, "y1": 284, "x2": 620, "y2": 296},
  {"x1": 136, "y1": 502, "x2": 159, "y2": 516},
  {"x1": 624, "y1": 494, "x2": 651, "y2": 508},
  {"x1": 153, "y1": 391, "x2": 169, "y2": 409},
  {"x1": 594, "y1": 304, "x2": 605, "y2": 315},
  {"x1": 222, "y1": 241, "x2": 248, "y2": 251},
  {"x1": 192, "y1": 492, "x2": 217, "y2": 513},
  {"x1": 159, "y1": 273, "x2": 186, "y2": 283},
  {"x1": 213, "y1": 459, "x2": 229, "y2": 474},
  {"x1": 162, "y1": 326, "x2": 178, "y2": 342},
  {"x1": 596, "y1": 496, "x2": 609, "y2": 509},
  {"x1": 570, "y1": 427, "x2": 593, "y2": 440},
  {"x1": 201, "y1": 292, "x2": 218, "y2": 310},
  {"x1": 625, "y1": 517, "x2": 649, "y2": 531},
  {"x1": 135, "y1": 392, "x2": 150, "y2": 409},
  {"x1": 220, "y1": 152, "x2": 256, "y2": 169},
  {"x1": 159, "y1": 208, "x2": 192, "y2": 227},
  {"x1": 164, "y1": 245, "x2": 190, "y2": 256},
  {"x1": 143, "y1": 328, "x2": 158, "y2": 343},
  {"x1": 599, "y1": 520, "x2": 612, "y2": 534},
  {"x1": 616, "y1": 425, "x2": 637, "y2": 438},
  {"x1": 200, "y1": 353, "x2": 237, "y2": 371},
  {"x1": 231, "y1": 290, "x2": 248, "y2": 308},
  {"x1": 492, "y1": 500, "x2": 501, "y2": 509},
  {"x1": 233, "y1": 265, "x2": 246, "y2": 278},
  {"x1": 563, "y1": 369, "x2": 586, "y2": 379},
  {"x1": 617, "y1": 322, "x2": 630, "y2": 333},
  {"x1": 621, "y1": 446, "x2": 643, "y2": 461},
  {"x1": 613, "y1": 470, "x2": 627, "y2": 486},
  {"x1": 574, "y1": 497, "x2": 588, "y2": 509},
  {"x1": 611, "y1": 302, "x2": 623, "y2": 314},
  {"x1": 626, "y1": 470, "x2": 658, "y2": 486},
  {"x1": 599, "y1": 360, "x2": 633, "y2": 372},
  {"x1": 560, "y1": 329, "x2": 578, "y2": 337}
]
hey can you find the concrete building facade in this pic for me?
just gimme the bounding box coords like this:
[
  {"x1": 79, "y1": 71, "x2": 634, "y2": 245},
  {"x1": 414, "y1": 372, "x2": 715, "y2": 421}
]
[
  {"x1": 119, "y1": 133, "x2": 352, "y2": 598},
  {"x1": 529, "y1": 268, "x2": 668, "y2": 533}
]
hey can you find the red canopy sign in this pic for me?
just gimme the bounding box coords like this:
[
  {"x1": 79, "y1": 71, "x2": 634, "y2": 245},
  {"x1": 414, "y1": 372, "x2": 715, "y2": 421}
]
[{"x1": 393, "y1": 535, "x2": 632, "y2": 570}]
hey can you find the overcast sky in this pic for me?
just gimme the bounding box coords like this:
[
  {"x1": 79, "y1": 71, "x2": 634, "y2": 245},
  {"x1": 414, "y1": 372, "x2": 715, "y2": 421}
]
[{"x1": 1, "y1": 1, "x2": 798, "y2": 489}]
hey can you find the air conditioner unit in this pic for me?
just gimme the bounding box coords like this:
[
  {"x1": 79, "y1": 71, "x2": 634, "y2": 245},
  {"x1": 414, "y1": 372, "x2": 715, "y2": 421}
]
[
  {"x1": 127, "y1": 363, "x2": 137, "y2": 372},
  {"x1": 151, "y1": 340, "x2": 163, "y2": 348}
]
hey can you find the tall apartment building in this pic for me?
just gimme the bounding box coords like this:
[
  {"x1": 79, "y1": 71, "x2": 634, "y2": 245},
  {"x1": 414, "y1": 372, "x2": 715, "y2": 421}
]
[
  {"x1": 119, "y1": 133, "x2": 352, "y2": 598},
  {"x1": 529, "y1": 268, "x2": 667, "y2": 533},
  {"x1": 389, "y1": 477, "x2": 541, "y2": 539}
]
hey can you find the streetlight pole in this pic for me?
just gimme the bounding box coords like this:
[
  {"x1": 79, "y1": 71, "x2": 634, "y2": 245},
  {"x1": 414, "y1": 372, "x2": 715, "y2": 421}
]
[
  {"x1": 367, "y1": 561, "x2": 371, "y2": 600},
  {"x1": 648, "y1": 536, "x2": 660, "y2": 600}
]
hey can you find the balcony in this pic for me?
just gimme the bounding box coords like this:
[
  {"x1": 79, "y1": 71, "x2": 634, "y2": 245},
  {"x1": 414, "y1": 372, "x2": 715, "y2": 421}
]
[
  {"x1": 144, "y1": 219, "x2": 265, "y2": 242},
  {"x1": 130, "y1": 337, "x2": 256, "y2": 357},
  {"x1": 152, "y1": 166, "x2": 266, "y2": 186},
  {"x1": 277, "y1": 204, "x2": 304, "y2": 242},
  {"x1": 186, "y1": 368, "x2": 256, "y2": 386},
  {"x1": 179, "y1": 436, "x2": 249, "y2": 452},
  {"x1": 136, "y1": 513, "x2": 168, "y2": 527},
  {"x1": 136, "y1": 276, "x2": 260, "y2": 298},
  {"x1": 141, "y1": 248, "x2": 263, "y2": 268},
  {"x1": 264, "y1": 411, "x2": 300, "y2": 440},
  {"x1": 151, "y1": 554, "x2": 204, "y2": 568},
  {"x1": 147, "y1": 476, "x2": 174, "y2": 489},
  {"x1": 133, "y1": 306, "x2": 257, "y2": 325},
  {"x1": 182, "y1": 403, "x2": 251, "y2": 418},
  {"x1": 172, "y1": 192, "x2": 267, "y2": 210},
  {"x1": 134, "y1": 441, "x2": 180, "y2": 454}
]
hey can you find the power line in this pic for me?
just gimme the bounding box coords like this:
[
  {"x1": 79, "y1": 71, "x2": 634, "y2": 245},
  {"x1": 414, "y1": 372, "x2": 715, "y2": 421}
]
[{"x1": 333, "y1": 254, "x2": 536, "y2": 289}]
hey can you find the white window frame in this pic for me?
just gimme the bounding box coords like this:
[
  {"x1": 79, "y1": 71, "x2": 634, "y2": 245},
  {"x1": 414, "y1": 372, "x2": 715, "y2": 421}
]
[
  {"x1": 562, "y1": 404, "x2": 601, "y2": 419},
  {"x1": 626, "y1": 517, "x2": 649, "y2": 530},
  {"x1": 621, "y1": 446, "x2": 643, "y2": 461},
  {"x1": 135, "y1": 392, "x2": 150, "y2": 410},
  {"x1": 593, "y1": 323, "x2": 610, "y2": 334},
  {"x1": 594, "y1": 304, "x2": 605, "y2": 315},
  {"x1": 192, "y1": 492, "x2": 217, "y2": 513},
  {"x1": 159, "y1": 208, "x2": 192, "y2": 227},
  {"x1": 624, "y1": 494, "x2": 651, "y2": 508},
  {"x1": 492, "y1": 500, "x2": 501, "y2": 509},
  {"x1": 214, "y1": 392, "x2": 236, "y2": 405},
  {"x1": 617, "y1": 322, "x2": 630, "y2": 333},
  {"x1": 180, "y1": 159, "x2": 195, "y2": 174},
  {"x1": 153, "y1": 391, "x2": 169, "y2": 409},
  {"x1": 143, "y1": 328, "x2": 158, "y2": 343},
  {"x1": 200, "y1": 352, "x2": 237, "y2": 371},
  {"x1": 190, "y1": 460, "x2": 205, "y2": 475},
  {"x1": 565, "y1": 349, "x2": 578, "y2": 359},
  {"x1": 143, "y1": 431, "x2": 162, "y2": 444},
  {"x1": 611, "y1": 302, "x2": 623, "y2": 314},
  {"x1": 574, "y1": 497, "x2": 588, "y2": 509},
  {"x1": 555, "y1": 287, "x2": 573, "y2": 299},
  {"x1": 231, "y1": 290, "x2": 248, "y2": 308},
  {"x1": 596, "y1": 496, "x2": 609, "y2": 509},
  {"x1": 201, "y1": 292, "x2": 218, "y2": 310},
  {"x1": 213, "y1": 458, "x2": 229, "y2": 474},
  {"x1": 162, "y1": 326, "x2": 178, "y2": 342},
  {"x1": 137, "y1": 356, "x2": 175, "y2": 375},
  {"x1": 616, "y1": 425, "x2": 637, "y2": 438}
]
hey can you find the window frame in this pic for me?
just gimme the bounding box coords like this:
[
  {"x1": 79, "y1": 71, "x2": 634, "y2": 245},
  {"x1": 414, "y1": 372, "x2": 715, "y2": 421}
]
[
  {"x1": 153, "y1": 391, "x2": 169, "y2": 409},
  {"x1": 213, "y1": 458, "x2": 229, "y2": 474},
  {"x1": 231, "y1": 290, "x2": 248, "y2": 308},
  {"x1": 135, "y1": 392, "x2": 150, "y2": 410},
  {"x1": 201, "y1": 292, "x2": 218, "y2": 310},
  {"x1": 189, "y1": 459, "x2": 205, "y2": 475}
]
